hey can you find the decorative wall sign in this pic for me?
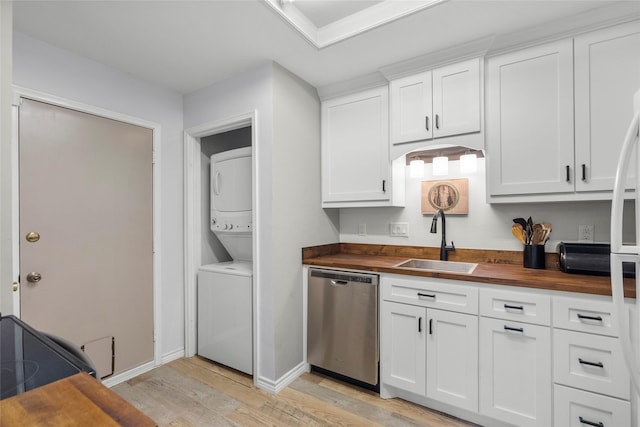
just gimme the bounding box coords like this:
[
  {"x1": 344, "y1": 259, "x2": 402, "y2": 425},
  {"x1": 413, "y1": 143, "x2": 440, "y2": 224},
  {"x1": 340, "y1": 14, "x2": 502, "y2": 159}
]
[{"x1": 421, "y1": 178, "x2": 469, "y2": 215}]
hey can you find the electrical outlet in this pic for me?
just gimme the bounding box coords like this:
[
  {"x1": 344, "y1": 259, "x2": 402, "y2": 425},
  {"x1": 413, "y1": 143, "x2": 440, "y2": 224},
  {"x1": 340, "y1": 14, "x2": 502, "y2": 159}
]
[
  {"x1": 578, "y1": 224, "x2": 594, "y2": 243},
  {"x1": 390, "y1": 222, "x2": 409, "y2": 237},
  {"x1": 358, "y1": 223, "x2": 367, "y2": 236}
]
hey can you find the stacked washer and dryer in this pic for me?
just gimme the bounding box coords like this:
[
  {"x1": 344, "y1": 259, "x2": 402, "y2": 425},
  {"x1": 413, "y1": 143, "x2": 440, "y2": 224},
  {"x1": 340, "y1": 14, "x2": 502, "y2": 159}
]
[{"x1": 197, "y1": 146, "x2": 253, "y2": 375}]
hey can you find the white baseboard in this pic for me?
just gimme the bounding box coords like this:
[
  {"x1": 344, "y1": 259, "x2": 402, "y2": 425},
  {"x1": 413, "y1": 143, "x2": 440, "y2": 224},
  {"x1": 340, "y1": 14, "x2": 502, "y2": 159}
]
[
  {"x1": 102, "y1": 348, "x2": 185, "y2": 388},
  {"x1": 256, "y1": 361, "x2": 306, "y2": 394},
  {"x1": 161, "y1": 348, "x2": 185, "y2": 364},
  {"x1": 102, "y1": 360, "x2": 156, "y2": 388}
]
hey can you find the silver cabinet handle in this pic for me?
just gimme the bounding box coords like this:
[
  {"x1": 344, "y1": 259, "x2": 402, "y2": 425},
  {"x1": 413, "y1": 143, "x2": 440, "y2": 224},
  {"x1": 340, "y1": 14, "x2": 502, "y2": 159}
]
[{"x1": 425, "y1": 116, "x2": 429, "y2": 131}]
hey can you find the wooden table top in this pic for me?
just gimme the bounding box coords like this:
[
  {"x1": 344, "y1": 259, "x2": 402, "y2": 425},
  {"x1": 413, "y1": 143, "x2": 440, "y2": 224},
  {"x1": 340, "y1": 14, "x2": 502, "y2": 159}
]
[
  {"x1": 303, "y1": 243, "x2": 636, "y2": 299},
  {"x1": 0, "y1": 372, "x2": 156, "y2": 427}
]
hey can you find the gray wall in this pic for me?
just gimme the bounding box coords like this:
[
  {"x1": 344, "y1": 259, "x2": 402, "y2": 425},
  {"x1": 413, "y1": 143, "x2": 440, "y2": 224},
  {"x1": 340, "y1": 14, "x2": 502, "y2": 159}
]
[
  {"x1": 12, "y1": 32, "x2": 186, "y2": 357},
  {"x1": 272, "y1": 64, "x2": 339, "y2": 378},
  {"x1": 184, "y1": 62, "x2": 339, "y2": 385},
  {"x1": 0, "y1": 2, "x2": 13, "y2": 314}
]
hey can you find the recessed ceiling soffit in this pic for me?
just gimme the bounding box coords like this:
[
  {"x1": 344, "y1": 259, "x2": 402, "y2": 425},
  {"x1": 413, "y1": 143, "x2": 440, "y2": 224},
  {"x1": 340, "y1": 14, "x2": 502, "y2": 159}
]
[{"x1": 262, "y1": 0, "x2": 448, "y2": 49}]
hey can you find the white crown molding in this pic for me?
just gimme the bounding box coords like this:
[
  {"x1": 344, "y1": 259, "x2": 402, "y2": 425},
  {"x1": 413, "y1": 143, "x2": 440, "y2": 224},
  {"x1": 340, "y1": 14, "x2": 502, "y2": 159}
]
[
  {"x1": 487, "y1": 2, "x2": 640, "y2": 57},
  {"x1": 316, "y1": 71, "x2": 387, "y2": 101},
  {"x1": 379, "y1": 35, "x2": 495, "y2": 81},
  {"x1": 317, "y1": 1, "x2": 639, "y2": 101},
  {"x1": 262, "y1": 0, "x2": 448, "y2": 49}
]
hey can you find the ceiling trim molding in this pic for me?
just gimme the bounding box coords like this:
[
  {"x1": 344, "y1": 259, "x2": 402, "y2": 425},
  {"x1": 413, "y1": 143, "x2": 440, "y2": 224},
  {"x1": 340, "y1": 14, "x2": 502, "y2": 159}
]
[
  {"x1": 262, "y1": 0, "x2": 448, "y2": 49},
  {"x1": 486, "y1": 2, "x2": 640, "y2": 57},
  {"x1": 379, "y1": 35, "x2": 495, "y2": 81},
  {"x1": 316, "y1": 71, "x2": 387, "y2": 101}
]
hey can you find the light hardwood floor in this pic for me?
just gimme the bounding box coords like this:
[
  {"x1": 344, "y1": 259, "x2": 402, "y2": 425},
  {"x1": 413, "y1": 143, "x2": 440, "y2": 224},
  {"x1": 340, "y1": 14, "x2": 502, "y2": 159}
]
[{"x1": 112, "y1": 357, "x2": 477, "y2": 427}]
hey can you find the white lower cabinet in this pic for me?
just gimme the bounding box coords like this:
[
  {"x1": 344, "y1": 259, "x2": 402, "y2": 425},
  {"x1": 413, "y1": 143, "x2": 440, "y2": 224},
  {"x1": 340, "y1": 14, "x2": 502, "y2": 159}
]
[
  {"x1": 377, "y1": 278, "x2": 634, "y2": 427},
  {"x1": 552, "y1": 293, "x2": 633, "y2": 426},
  {"x1": 381, "y1": 300, "x2": 426, "y2": 396},
  {"x1": 380, "y1": 297, "x2": 478, "y2": 411},
  {"x1": 479, "y1": 316, "x2": 552, "y2": 427},
  {"x1": 426, "y1": 308, "x2": 478, "y2": 412},
  {"x1": 554, "y1": 384, "x2": 630, "y2": 427}
]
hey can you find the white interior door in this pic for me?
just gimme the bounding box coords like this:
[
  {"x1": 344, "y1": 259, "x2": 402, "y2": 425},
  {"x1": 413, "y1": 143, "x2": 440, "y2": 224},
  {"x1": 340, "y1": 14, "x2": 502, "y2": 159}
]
[{"x1": 19, "y1": 98, "x2": 154, "y2": 379}]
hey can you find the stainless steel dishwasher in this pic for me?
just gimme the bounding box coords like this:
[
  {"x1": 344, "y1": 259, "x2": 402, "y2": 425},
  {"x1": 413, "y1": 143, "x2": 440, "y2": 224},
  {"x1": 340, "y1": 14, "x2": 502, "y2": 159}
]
[{"x1": 307, "y1": 268, "x2": 379, "y2": 387}]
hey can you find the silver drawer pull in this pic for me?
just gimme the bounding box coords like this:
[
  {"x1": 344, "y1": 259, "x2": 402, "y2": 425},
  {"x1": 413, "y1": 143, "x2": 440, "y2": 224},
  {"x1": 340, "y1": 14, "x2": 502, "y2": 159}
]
[
  {"x1": 579, "y1": 416, "x2": 604, "y2": 427},
  {"x1": 417, "y1": 292, "x2": 436, "y2": 299},
  {"x1": 504, "y1": 304, "x2": 524, "y2": 311},
  {"x1": 504, "y1": 325, "x2": 524, "y2": 333},
  {"x1": 577, "y1": 313, "x2": 603, "y2": 322},
  {"x1": 578, "y1": 358, "x2": 604, "y2": 368}
]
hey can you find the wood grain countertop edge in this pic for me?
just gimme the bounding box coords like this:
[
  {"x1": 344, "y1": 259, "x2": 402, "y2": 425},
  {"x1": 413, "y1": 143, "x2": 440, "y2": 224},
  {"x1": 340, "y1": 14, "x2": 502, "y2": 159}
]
[{"x1": 302, "y1": 243, "x2": 635, "y2": 299}]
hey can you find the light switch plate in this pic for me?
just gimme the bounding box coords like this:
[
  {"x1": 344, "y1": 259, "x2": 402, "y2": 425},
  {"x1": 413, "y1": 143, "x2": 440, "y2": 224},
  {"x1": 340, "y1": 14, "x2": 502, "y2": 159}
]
[{"x1": 390, "y1": 222, "x2": 409, "y2": 237}]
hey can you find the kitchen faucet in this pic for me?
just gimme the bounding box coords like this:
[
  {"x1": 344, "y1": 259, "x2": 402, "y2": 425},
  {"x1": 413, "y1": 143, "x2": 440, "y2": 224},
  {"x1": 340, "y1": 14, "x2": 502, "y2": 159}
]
[{"x1": 430, "y1": 209, "x2": 455, "y2": 261}]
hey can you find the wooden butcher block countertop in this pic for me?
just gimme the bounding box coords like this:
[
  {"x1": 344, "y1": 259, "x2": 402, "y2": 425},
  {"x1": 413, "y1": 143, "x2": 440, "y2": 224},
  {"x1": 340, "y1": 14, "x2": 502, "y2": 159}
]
[{"x1": 302, "y1": 243, "x2": 636, "y2": 299}]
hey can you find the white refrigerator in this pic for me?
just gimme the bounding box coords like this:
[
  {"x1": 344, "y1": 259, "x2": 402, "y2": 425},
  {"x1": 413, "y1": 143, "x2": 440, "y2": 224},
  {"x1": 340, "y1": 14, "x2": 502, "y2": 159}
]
[{"x1": 610, "y1": 89, "x2": 640, "y2": 396}]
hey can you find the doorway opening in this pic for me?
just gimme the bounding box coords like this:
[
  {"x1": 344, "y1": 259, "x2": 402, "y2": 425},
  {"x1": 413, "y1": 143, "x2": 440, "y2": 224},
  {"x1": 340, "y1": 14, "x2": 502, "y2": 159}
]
[{"x1": 183, "y1": 112, "x2": 258, "y2": 383}]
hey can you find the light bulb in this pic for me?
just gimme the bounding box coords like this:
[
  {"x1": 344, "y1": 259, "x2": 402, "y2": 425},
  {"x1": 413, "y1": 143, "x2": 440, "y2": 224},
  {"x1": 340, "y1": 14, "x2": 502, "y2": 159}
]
[{"x1": 432, "y1": 156, "x2": 448, "y2": 176}]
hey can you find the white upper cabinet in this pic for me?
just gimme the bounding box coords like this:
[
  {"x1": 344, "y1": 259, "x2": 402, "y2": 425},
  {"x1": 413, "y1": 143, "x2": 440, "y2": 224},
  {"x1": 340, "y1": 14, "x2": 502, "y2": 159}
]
[
  {"x1": 321, "y1": 86, "x2": 404, "y2": 208},
  {"x1": 389, "y1": 58, "x2": 482, "y2": 158},
  {"x1": 574, "y1": 21, "x2": 640, "y2": 192},
  {"x1": 390, "y1": 70, "x2": 433, "y2": 144},
  {"x1": 487, "y1": 20, "x2": 640, "y2": 202},
  {"x1": 432, "y1": 59, "x2": 481, "y2": 138},
  {"x1": 486, "y1": 39, "x2": 575, "y2": 197}
]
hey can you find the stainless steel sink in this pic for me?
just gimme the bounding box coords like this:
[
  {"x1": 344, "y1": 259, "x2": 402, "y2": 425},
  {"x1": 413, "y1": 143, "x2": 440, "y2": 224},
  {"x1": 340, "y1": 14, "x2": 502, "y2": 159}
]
[{"x1": 394, "y1": 259, "x2": 478, "y2": 274}]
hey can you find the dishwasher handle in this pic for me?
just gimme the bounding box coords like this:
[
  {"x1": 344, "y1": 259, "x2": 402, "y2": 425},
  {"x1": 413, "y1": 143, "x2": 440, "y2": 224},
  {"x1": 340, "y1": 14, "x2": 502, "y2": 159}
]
[{"x1": 330, "y1": 280, "x2": 348, "y2": 286}]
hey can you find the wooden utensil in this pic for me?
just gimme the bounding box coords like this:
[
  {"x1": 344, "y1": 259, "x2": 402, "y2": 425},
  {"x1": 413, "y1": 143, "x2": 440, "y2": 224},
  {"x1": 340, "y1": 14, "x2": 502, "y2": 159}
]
[
  {"x1": 512, "y1": 224, "x2": 527, "y2": 244},
  {"x1": 531, "y1": 223, "x2": 544, "y2": 245},
  {"x1": 541, "y1": 222, "x2": 552, "y2": 243}
]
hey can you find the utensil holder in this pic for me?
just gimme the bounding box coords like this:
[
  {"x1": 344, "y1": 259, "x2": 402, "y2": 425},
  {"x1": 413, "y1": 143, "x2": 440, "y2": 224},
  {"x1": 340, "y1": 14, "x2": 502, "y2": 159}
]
[{"x1": 523, "y1": 245, "x2": 545, "y2": 269}]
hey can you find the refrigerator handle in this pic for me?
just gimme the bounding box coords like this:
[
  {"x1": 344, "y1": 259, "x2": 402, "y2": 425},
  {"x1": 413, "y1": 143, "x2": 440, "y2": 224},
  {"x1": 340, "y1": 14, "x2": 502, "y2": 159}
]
[{"x1": 611, "y1": 112, "x2": 640, "y2": 253}]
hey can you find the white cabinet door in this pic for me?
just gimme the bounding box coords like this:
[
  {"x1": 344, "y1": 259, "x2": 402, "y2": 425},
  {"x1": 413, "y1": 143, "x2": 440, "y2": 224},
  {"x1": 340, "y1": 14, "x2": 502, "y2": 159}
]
[
  {"x1": 381, "y1": 301, "x2": 426, "y2": 396},
  {"x1": 321, "y1": 86, "x2": 391, "y2": 206},
  {"x1": 479, "y1": 317, "x2": 552, "y2": 427},
  {"x1": 390, "y1": 71, "x2": 432, "y2": 145},
  {"x1": 426, "y1": 309, "x2": 478, "y2": 412},
  {"x1": 575, "y1": 21, "x2": 640, "y2": 192},
  {"x1": 486, "y1": 39, "x2": 574, "y2": 196},
  {"x1": 432, "y1": 58, "x2": 481, "y2": 139}
]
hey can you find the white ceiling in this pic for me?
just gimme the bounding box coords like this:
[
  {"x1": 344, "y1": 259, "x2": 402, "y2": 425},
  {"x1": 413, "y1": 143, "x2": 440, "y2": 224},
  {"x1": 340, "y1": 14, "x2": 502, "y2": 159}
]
[
  {"x1": 293, "y1": 0, "x2": 383, "y2": 28},
  {"x1": 12, "y1": 0, "x2": 639, "y2": 95}
]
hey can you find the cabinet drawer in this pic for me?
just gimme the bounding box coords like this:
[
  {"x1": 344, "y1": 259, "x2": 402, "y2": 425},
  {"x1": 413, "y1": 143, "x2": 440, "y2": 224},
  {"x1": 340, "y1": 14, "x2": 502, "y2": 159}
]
[
  {"x1": 381, "y1": 275, "x2": 478, "y2": 315},
  {"x1": 554, "y1": 329, "x2": 629, "y2": 400},
  {"x1": 554, "y1": 384, "x2": 630, "y2": 427},
  {"x1": 479, "y1": 288, "x2": 550, "y2": 325},
  {"x1": 553, "y1": 295, "x2": 618, "y2": 336}
]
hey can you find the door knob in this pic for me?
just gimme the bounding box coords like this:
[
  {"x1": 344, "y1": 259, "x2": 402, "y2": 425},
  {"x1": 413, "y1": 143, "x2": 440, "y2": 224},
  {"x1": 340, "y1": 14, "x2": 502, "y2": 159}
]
[
  {"x1": 26, "y1": 272, "x2": 42, "y2": 283},
  {"x1": 25, "y1": 232, "x2": 40, "y2": 243}
]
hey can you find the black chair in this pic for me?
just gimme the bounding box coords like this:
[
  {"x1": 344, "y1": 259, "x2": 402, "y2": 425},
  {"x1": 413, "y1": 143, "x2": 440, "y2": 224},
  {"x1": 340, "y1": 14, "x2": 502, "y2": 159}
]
[{"x1": 43, "y1": 332, "x2": 98, "y2": 378}]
